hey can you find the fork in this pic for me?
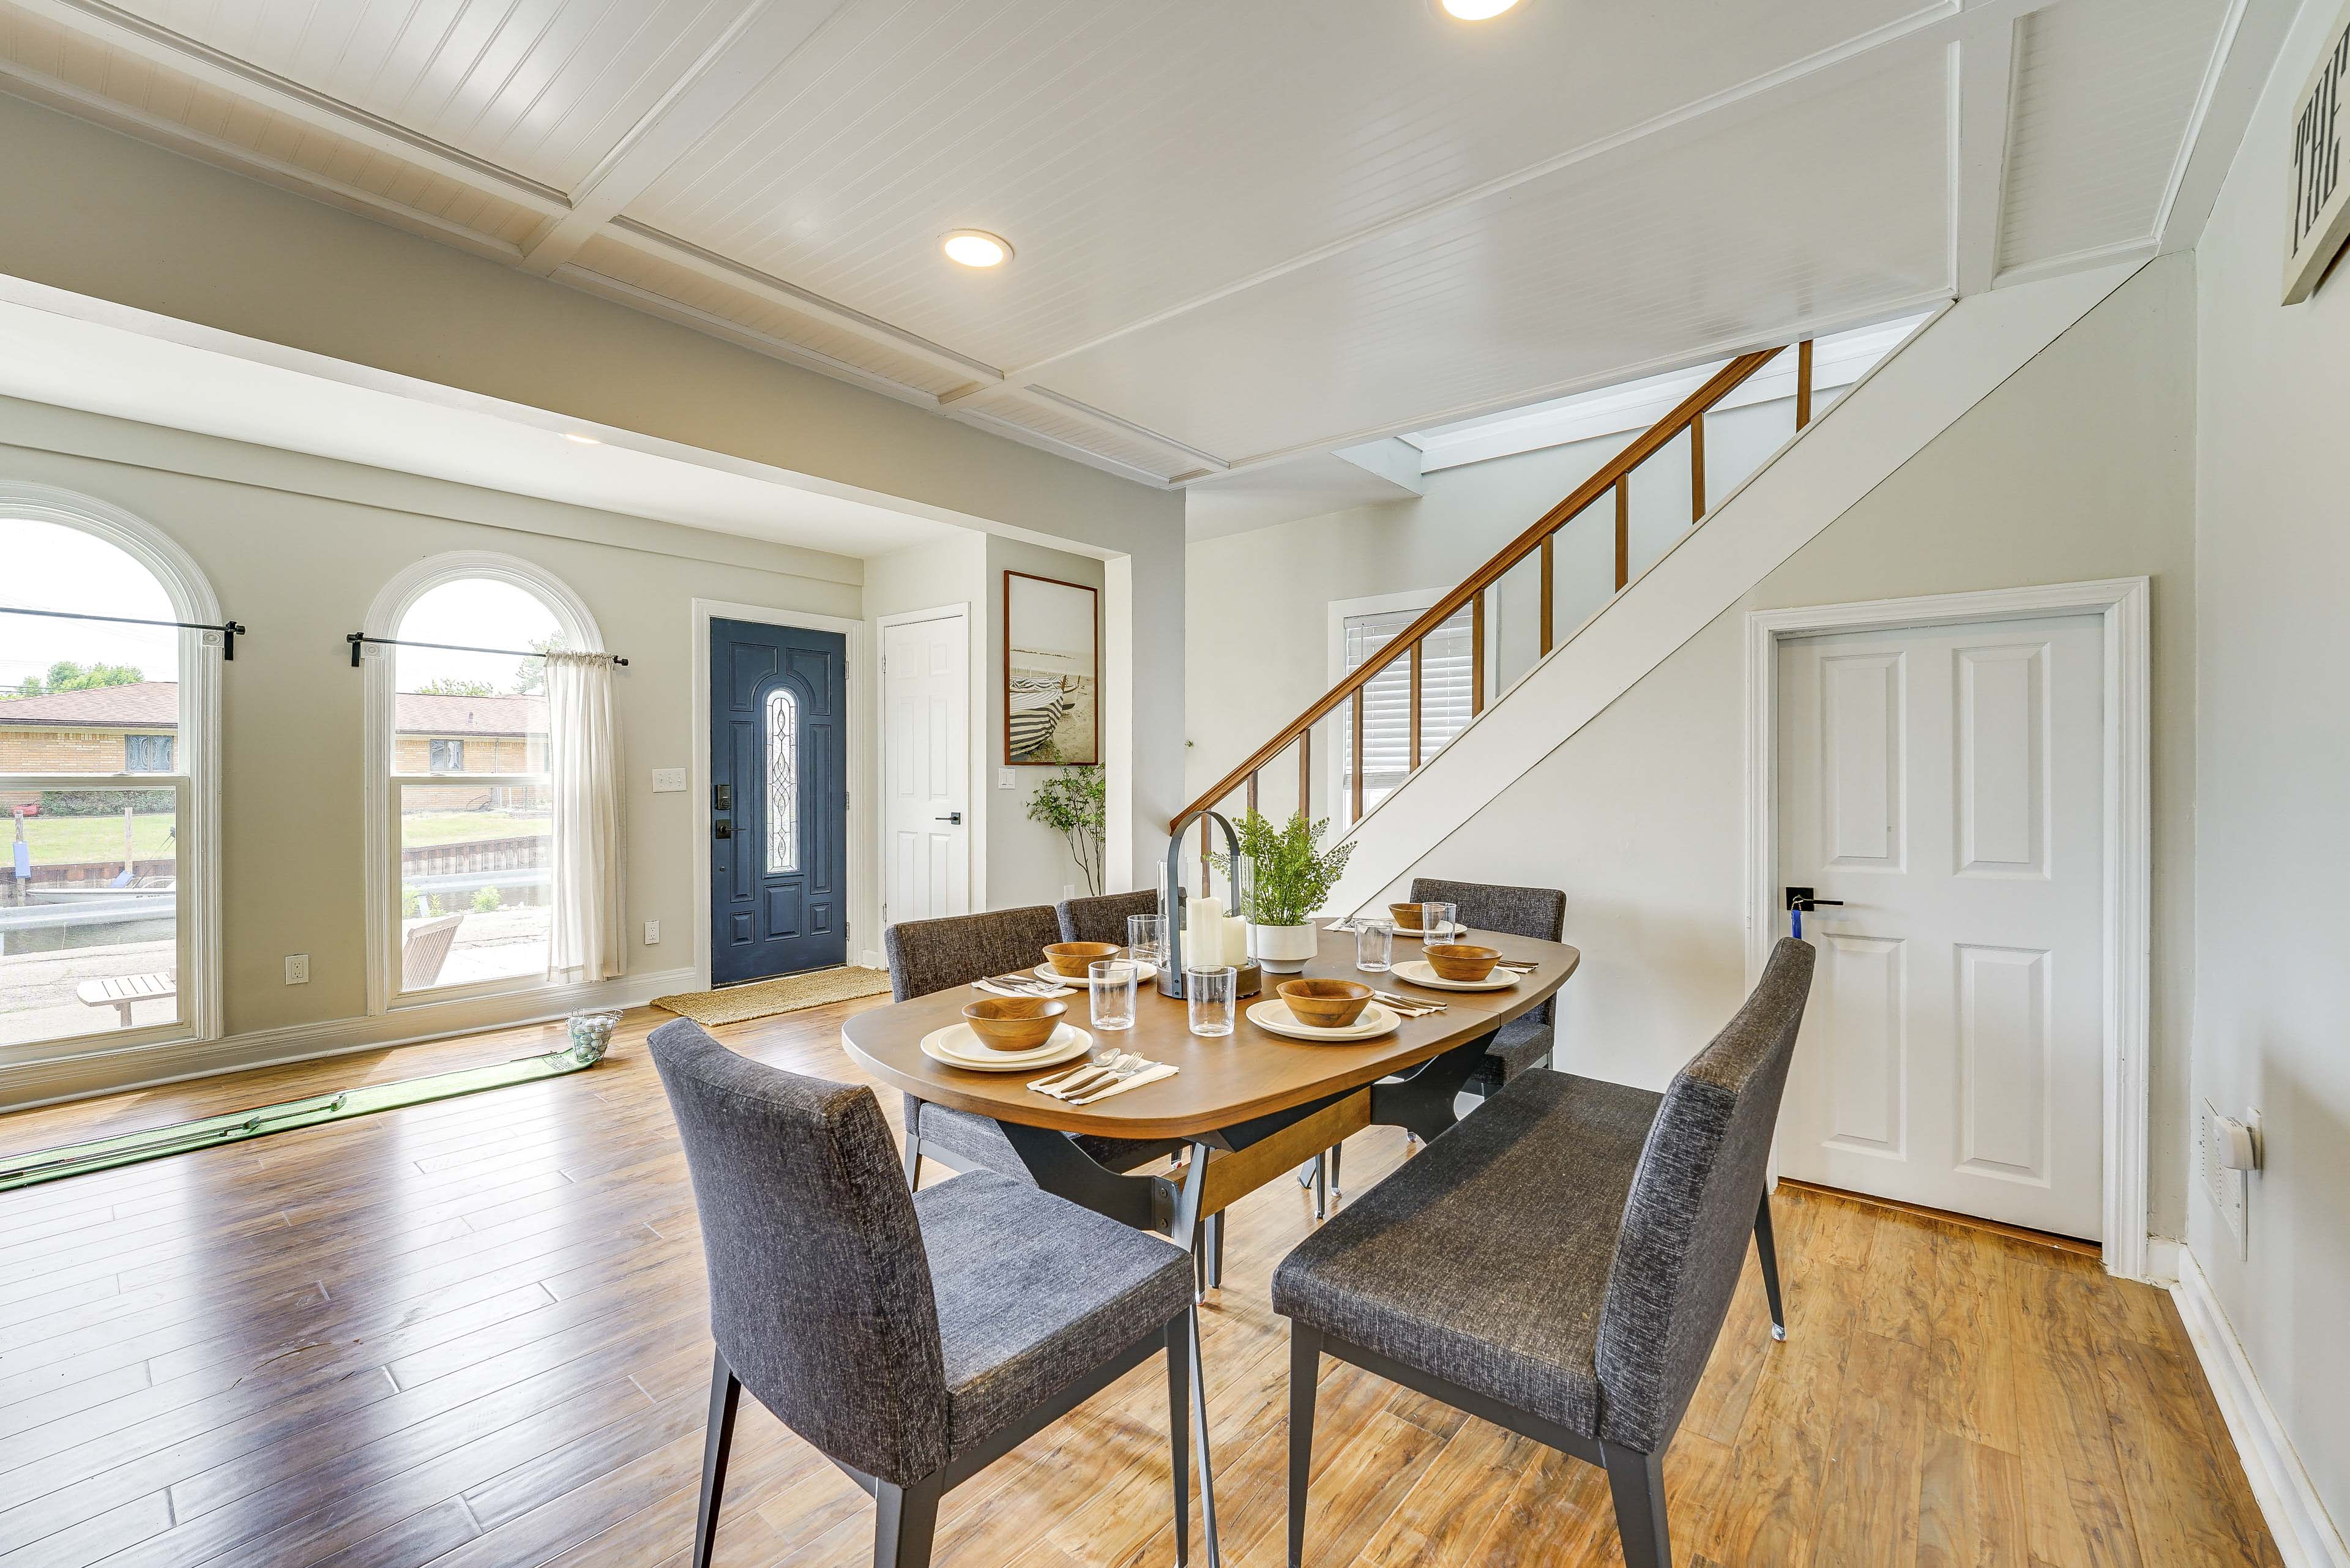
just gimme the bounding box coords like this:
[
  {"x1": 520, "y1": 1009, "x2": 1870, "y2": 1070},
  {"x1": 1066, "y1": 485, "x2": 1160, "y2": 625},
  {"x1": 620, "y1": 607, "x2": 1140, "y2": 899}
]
[
  {"x1": 1374, "y1": 991, "x2": 1447, "y2": 1016},
  {"x1": 1037, "y1": 1055, "x2": 1152, "y2": 1099}
]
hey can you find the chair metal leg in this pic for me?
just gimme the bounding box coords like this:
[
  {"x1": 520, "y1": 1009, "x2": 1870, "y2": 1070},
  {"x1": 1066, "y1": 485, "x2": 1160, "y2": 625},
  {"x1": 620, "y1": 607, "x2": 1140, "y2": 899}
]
[
  {"x1": 1602, "y1": 1446, "x2": 1672, "y2": 1568},
  {"x1": 902, "y1": 1130, "x2": 922, "y2": 1189},
  {"x1": 693, "y1": 1350, "x2": 741, "y2": 1568},
  {"x1": 1311, "y1": 1155, "x2": 1328, "y2": 1222},
  {"x1": 871, "y1": 1473, "x2": 943, "y2": 1568},
  {"x1": 1326, "y1": 1141, "x2": 1341, "y2": 1201},
  {"x1": 1207, "y1": 1211, "x2": 1225, "y2": 1290},
  {"x1": 1166, "y1": 1316, "x2": 1192, "y2": 1567},
  {"x1": 1287, "y1": 1325, "x2": 1321, "y2": 1568},
  {"x1": 1754, "y1": 1191, "x2": 1786, "y2": 1341},
  {"x1": 1188, "y1": 1303, "x2": 1222, "y2": 1567}
]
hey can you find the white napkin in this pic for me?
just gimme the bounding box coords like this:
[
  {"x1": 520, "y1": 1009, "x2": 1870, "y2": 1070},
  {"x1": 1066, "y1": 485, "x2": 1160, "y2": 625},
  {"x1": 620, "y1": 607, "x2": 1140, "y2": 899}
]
[
  {"x1": 1066, "y1": 1062, "x2": 1177, "y2": 1105},
  {"x1": 977, "y1": 978, "x2": 1073, "y2": 999}
]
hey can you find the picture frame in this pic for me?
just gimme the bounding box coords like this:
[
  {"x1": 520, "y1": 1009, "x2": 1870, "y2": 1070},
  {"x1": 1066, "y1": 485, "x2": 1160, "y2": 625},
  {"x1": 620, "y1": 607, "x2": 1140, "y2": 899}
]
[{"x1": 1002, "y1": 570, "x2": 1099, "y2": 766}]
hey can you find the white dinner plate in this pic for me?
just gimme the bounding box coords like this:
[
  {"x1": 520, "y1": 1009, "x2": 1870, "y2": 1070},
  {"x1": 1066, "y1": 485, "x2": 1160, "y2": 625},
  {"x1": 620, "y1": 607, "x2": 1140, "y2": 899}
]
[
  {"x1": 1390, "y1": 959, "x2": 1521, "y2": 992},
  {"x1": 1244, "y1": 999, "x2": 1401, "y2": 1043},
  {"x1": 920, "y1": 1022, "x2": 1092, "y2": 1071},
  {"x1": 1392, "y1": 922, "x2": 1468, "y2": 943},
  {"x1": 1033, "y1": 960, "x2": 1158, "y2": 987}
]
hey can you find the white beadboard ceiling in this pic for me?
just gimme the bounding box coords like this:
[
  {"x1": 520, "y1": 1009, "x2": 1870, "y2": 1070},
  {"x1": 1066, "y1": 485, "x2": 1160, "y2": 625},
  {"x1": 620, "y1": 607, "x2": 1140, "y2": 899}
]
[{"x1": 0, "y1": 0, "x2": 2256, "y2": 492}]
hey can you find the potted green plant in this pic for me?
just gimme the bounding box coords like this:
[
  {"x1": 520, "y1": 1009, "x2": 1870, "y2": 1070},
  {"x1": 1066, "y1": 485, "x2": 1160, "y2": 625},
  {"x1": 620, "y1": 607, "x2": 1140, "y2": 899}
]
[
  {"x1": 1217, "y1": 810, "x2": 1354, "y2": 973},
  {"x1": 1024, "y1": 766, "x2": 1106, "y2": 895}
]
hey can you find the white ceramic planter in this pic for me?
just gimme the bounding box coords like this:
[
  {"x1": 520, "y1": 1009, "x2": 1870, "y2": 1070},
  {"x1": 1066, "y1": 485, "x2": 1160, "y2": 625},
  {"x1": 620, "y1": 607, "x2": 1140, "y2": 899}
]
[{"x1": 1249, "y1": 921, "x2": 1319, "y2": 973}]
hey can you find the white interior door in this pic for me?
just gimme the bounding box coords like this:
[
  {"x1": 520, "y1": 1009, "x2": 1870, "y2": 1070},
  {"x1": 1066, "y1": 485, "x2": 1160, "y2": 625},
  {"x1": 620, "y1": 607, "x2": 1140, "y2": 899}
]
[
  {"x1": 1775, "y1": 613, "x2": 2105, "y2": 1238},
  {"x1": 882, "y1": 613, "x2": 969, "y2": 927}
]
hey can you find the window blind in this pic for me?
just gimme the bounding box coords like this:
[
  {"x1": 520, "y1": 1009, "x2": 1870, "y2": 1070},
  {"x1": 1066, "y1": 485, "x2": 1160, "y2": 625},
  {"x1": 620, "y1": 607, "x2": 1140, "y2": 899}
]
[{"x1": 1340, "y1": 603, "x2": 1475, "y2": 818}]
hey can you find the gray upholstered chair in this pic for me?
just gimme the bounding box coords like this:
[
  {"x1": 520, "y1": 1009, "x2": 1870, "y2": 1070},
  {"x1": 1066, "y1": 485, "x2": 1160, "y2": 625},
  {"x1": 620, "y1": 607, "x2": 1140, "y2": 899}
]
[
  {"x1": 884, "y1": 906, "x2": 1184, "y2": 1189},
  {"x1": 647, "y1": 1019, "x2": 1199, "y2": 1568},
  {"x1": 1300, "y1": 875, "x2": 1569, "y2": 1216},
  {"x1": 1057, "y1": 888, "x2": 1160, "y2": 947},
  {"x1": 1272, "y1": 938, "x2": 1815, "y2": 1568},
  {"x1": 1409, "y1": 875, "x2": 1569, "y2": 1096}
]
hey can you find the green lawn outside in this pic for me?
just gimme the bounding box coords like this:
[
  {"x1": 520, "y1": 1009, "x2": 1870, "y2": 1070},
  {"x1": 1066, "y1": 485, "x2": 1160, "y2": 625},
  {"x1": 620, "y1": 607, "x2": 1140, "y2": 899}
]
[
  {"x1": 398, "y1": 811, "x2": 553, "y2": 847},
  {"x1": 6, "y1": 808, "x2": 546, "y2": 864},
  {"x1": 8, "y1": 812, "x2": 177, "y2": 864}
]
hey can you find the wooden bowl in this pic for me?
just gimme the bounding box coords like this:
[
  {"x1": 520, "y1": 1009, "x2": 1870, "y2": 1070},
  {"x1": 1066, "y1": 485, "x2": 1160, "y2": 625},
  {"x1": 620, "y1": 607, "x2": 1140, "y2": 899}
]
[
  {"x1": 1423, "y1": 943, "x2": 1501, "y2": 982},
  {"x1": 961, "y1": 995, "x2": 1067, "y2": 1051},
  {"x1": 1043, "y1": 941, "x2": 1119, "y2": 977},
  {"x1": 1277, "y1": 977, "x2": 1374, "y2": 1029},
  {"x1": 1389, "y1": 902, "x2": 1441, "y2": 932}
]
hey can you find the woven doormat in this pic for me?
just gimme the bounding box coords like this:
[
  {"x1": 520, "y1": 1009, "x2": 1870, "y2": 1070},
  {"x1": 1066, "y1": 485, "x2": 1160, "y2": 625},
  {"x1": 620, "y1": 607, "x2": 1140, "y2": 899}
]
[{"x1": 651, "y1": 966, "x2": 893, "y2": 1026}]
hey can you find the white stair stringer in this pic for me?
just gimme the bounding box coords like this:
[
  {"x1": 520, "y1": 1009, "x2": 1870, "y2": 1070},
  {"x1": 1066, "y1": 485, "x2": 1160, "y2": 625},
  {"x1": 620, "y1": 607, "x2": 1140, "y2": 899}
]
[{"x1": 1324, "y1": 259, "x2": 2144, "y2": 913}]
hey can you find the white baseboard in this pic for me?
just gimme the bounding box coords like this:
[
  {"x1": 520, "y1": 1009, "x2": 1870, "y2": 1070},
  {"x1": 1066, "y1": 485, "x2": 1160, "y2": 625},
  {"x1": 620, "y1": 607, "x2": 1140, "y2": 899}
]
[
  {"x1": 2173, "y1": 1249, "x2": 2350, "y2": 1568},
  {"x1": 0, "y1": 965, "x2": 698, "y2": 1113},
  {"x1": 2141, "y1": 1235, "x2": 2182, "y2": 1285},
  {"x1": 860, "y1": 948, "x2": 885, "y2": 971}
]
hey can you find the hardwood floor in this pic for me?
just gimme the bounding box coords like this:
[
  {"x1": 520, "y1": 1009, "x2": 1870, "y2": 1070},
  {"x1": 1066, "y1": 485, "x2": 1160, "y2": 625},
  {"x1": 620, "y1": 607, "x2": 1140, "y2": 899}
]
[{"x1": 0, "y1": 1002, "x2": 2281, "y2": 1568}]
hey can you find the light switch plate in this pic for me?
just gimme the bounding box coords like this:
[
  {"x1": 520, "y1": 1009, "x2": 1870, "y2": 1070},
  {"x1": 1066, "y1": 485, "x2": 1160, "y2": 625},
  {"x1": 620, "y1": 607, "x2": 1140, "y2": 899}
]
[
  {"x1": 651, "y1": 767, "x2": 687, "y2": 793},
  {"x1": 997, "y1": 769, "x2": 1015, "y2": 790}
]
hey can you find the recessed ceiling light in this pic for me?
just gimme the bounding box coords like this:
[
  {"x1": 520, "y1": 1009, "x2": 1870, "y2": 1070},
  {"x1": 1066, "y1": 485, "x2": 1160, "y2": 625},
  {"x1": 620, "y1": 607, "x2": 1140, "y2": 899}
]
[
  {"x1": 563, "y1": 432, "x2": 600, "y2": 444},
  {"x1": 942, "y1": 230, "x2": 1013, "y2": 268},
  {"x1": 1439, "y1": 0, "x2": 1520, "y2": 17}
]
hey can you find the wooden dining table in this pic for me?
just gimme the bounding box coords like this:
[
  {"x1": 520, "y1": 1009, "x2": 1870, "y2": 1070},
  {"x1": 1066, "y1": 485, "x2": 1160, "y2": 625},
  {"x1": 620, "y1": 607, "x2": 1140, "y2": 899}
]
[{"x1": 841, "y1": 920, "x2": 1581, "y2": 1567}]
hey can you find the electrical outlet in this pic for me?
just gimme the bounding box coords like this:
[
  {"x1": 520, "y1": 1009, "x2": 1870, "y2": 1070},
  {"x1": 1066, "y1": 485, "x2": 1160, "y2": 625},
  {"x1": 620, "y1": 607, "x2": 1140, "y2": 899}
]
[
  {"x1": 997, "y1": 768, "x2": 1015, "y2": 790},
  {"x1": 644, "y1": 920, "x2": 661, "y2": 945},
  {"x1": 284, "y1": 954, "x2": 309, "y2": 985},
  {"x1": 2199, "y1": 1098, "x2": 2248, "y2": 1257},
  {"x1": 651, "y1": 767, "x2": 687, "y2": 793}
]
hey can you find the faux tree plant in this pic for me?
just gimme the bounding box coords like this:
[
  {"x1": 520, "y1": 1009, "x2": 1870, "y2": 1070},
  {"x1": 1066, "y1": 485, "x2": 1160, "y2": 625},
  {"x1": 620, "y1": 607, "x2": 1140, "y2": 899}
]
[
  {"x1": 1214, "y1": 810, "x2": 1354, "y2": 971},
  {"x1": 1024, "y1": 766, "x2": 1106, "y2": 895}
]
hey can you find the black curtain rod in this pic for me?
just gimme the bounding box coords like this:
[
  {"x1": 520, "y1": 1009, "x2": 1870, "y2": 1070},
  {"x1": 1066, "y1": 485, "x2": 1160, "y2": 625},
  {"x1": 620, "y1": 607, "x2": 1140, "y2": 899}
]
[
  {"x1": 0, "y1": 604, "x2": 245, "y2": 659},
  {"x1": 345, "y1": 633, "x2": 627, "y2": 669}
]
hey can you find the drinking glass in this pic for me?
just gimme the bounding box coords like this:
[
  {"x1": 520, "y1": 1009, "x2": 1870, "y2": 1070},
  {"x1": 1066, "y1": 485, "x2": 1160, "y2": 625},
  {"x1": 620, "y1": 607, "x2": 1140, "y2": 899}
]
[
  {"x1": 1090, "y1": 960, "x2": 1140, "y2": 1032},
  {"x1": 1354, "y1": 919, "x2": 1395, "y2": 973},
  {"x1": 1186, "y1": 966, "x2": 1237, "y2": 1037},
  {"x1": 1419, "y1": 901, "x2": 1458, "y2": 941},
  {"x1": 1127, "y1": 913, "x2": 1168, "y2": 968}
]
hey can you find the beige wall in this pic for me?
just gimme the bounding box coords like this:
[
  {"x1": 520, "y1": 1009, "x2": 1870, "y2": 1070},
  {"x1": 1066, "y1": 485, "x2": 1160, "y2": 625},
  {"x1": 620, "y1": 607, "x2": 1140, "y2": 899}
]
[
  {"x1": 0, "y1": 89, "x2": 1186, "y2": 890},
  {"x1": 1, "y1": 394, "x2": 859, "y2": 1039},
  {"x1": 2190, "y1": 0, "x2": 2350, "y2": 1528},
  {"x1": 1367, "y1": 257, "x2": 2199, "y2": 1236}
]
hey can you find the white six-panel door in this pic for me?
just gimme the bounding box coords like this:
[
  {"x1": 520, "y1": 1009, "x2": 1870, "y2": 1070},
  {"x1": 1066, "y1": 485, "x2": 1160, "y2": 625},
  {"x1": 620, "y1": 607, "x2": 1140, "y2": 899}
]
[
  {"x1": 882, "y1": 614, "x2": 969, "y2": 927},
  {"x1": 1775, "y1": 613, "x2": 2106, "y2": 1238}
]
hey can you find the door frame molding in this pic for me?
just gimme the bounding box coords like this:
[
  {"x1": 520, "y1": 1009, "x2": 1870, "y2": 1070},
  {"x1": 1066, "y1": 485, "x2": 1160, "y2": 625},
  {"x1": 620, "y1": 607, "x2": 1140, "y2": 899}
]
[
  {"x1": 690, "y1": 600, "x2": 868, "y2": 990},
  {"x1": 873, "y1": 602, "x2": 977, "y2": 935},
  {"x1": 1742, "y1": 576, "x2": 2152, "y2": 1281}
]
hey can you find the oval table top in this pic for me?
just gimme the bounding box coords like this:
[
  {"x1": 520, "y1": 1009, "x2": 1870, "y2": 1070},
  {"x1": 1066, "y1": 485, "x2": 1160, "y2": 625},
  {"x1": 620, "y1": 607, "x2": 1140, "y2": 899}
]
[{"x1": 840, "y1": 924, "x2": 1581, "y2": 1139}]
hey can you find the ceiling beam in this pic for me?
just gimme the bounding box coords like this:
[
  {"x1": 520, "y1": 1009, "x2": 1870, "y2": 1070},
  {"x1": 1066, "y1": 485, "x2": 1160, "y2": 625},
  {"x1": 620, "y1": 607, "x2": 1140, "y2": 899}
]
[
  {"x1": 597, "y1": 220, "x2": 1004, "y2": 389},
  {"x1": 2155, "y1": 0, "x2": 2299, "y2": 253},
  {"x1": 1008, "y1": 388, "x2": 1231, "y2": 474},
  {"x1": 1952, "y1": 21, "x2": 2020, "y2": 296},
  {"x1": 518, "y1": 0, "x2": 841, "y2": 277},
  {"x1": 15, "y1": 0, "x2": 569, "y2": 217}
]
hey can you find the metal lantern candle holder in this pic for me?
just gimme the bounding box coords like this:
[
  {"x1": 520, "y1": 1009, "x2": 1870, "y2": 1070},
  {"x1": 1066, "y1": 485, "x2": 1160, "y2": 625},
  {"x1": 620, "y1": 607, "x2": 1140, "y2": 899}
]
[{"x1": 1158, "y1": 811, "x2": 1263, "y2": 1001}]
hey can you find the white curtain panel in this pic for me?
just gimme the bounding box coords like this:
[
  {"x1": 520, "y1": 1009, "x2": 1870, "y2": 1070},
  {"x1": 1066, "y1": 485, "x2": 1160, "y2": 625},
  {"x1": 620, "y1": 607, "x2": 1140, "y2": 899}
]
[{"x1": 546, "y1": 650, "x2": 625, "y2": 982}]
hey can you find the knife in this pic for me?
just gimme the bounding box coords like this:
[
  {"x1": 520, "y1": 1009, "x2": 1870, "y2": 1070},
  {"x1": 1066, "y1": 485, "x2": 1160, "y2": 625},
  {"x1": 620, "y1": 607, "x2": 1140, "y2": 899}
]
[{"x1": 1066, "y1": 1063, "x2": 1177, "y2": 1105}]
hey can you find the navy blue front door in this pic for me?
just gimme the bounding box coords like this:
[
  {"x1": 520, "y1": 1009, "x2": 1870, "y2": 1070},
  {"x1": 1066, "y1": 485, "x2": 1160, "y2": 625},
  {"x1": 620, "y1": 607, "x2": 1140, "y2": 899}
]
[{"x1": 711, "y1": 619, "x2": 847, "y2": 985}]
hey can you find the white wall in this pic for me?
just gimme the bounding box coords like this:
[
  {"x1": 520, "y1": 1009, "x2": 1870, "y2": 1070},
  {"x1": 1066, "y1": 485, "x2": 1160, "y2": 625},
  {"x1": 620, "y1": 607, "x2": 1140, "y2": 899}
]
[
  {"x1": 1359, "y1": 259, "x2": 2200, "y2": 1240},
  {"x1": 864, "y1": 532, "x2": 1111, "y2": 918},
  {"x1": 1184, "y1": 394, "x2": 1811, "y2": 818},
  {"x1": 2190, "y1": 0, "x2": 2350, "y2": 1533}
]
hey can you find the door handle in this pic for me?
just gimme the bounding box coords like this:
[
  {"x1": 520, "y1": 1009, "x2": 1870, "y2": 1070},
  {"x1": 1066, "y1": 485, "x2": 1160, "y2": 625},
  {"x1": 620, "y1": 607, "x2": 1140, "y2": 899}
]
[
  {"x1": 934, "y1": 811, "x2": 963, "y2": 825},
  {"x1": 714, "y1": 819, "x2": 733, "y2": 840},
  {"x1": 1783, "y1": 886, "x2": 1843, "y2": 939}
]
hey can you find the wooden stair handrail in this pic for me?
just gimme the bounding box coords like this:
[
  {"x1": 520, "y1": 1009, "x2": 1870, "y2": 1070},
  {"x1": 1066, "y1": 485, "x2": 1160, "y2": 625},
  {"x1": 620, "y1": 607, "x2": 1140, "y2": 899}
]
[{"x1": 1174, "y1": 345, "x2": 1789, "y2": 831}]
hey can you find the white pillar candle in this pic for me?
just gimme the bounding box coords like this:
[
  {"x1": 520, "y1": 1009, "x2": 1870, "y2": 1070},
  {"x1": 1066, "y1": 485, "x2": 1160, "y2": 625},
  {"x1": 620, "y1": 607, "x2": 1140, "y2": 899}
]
[
  {"x1": 1224, "y1": 916, "x2": 1249, "y2": 969},
  {"x1": 1187, "y1": 895, "x2": 1223, "y2": 969}
]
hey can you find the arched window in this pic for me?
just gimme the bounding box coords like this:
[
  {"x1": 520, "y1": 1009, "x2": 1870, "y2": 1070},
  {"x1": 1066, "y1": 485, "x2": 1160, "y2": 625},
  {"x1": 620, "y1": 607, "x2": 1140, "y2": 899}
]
[
  {"x1": 0, "y1": 485, "x2": 222, "y2": 1056},
  {"x1": 363, "y1": 554, "x2": 599, "y2": 1008}
]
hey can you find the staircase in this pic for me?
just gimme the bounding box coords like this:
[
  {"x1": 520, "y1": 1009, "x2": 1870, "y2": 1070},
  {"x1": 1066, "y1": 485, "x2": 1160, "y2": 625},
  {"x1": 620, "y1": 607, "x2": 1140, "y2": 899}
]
[{"x1": 1173, "y1": 260, "x2": 2143, "y2": 911}]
